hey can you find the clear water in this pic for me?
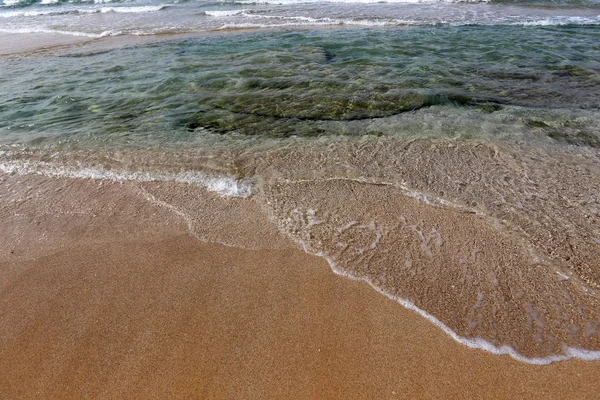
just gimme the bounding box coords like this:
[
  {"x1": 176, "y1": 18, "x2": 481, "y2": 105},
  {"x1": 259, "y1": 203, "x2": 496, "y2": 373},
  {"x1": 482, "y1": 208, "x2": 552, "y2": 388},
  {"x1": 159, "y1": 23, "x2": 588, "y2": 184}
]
[{"x1": 1, "y1": 26, "x2": 599, "y2": 147}]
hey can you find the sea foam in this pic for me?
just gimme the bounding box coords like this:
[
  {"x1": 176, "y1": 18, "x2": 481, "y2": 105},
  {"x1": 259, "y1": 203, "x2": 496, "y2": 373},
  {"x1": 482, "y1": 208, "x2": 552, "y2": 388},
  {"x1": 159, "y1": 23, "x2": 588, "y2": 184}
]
[
  {"x1": 225, "y1": 0, "x2": 491, "y2": 4},
  {"x1": 0, "y1": 159, "x2": 253, "y2": 197},
  {"x1": 0, "y1": 4, "x2": 168, "y2": 18},
  {"x1": 204, "y1": 9, "x2": 250, "y2": 17},
  {"x1": 0, "y1": 26, "x2": 117, "y2": 37},
  {"x1": 304, "y1": 243, "x2": 600, "y2": 365},
  {"x1": 276, "y1": 187, "x2": 600, "y2": 365}
]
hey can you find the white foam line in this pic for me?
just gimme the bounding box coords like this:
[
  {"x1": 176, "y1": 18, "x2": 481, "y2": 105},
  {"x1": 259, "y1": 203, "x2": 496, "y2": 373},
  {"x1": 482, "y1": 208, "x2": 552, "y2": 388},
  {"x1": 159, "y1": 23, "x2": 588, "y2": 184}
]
[
  {"x1": 319, "y1": 250, "x2": 600, "y2": 364},
  {"x1": 0, "y1": 9, "x2": 62, "y2": 18},
  {"x1": 1, "y1": 0, "x2": 26, "y2": 5},
  {"x1": 505, "y1": 17, "x2": 600, "y2": 27},
  {"x1": 227, "y1": 0, "x2": 490, "y2": 4},
  {"x1": 217, "y1": 18, "x2": 413, "y2": 29},
  {"x1": 138, "y1": 184, "x2": 203, "y2": 238},
  {"x1": 280, "y1": 176, "x2": 476, "y2": 213},
  {"x1": 0, "y1": 159, "x2": 253, "y2": 197},
  {"x1": 204, "y1": 9, "x2": 250, "y2": 17},
  {"x1": 0, "y1": 27, "x2": 117, "y2": 38},
  {"x1": 0, "y1": 4, "x2": 167, "y2": 18},
  {"x1": 270, "y1": 192, "x2": 600, "y2": 364},
  {"x1": 216, "y1": 17, "x2": 600, "y2": 30},
  {"x1": 98, "y1": 5, "x2": 168, "y2": 13}
]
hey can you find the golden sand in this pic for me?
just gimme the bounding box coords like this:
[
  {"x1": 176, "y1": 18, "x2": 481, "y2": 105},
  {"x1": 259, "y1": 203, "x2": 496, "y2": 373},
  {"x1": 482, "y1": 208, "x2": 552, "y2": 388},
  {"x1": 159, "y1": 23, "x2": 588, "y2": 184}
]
[{"x1": 1, "y1": 173, "x2": 599, "y2": 398}]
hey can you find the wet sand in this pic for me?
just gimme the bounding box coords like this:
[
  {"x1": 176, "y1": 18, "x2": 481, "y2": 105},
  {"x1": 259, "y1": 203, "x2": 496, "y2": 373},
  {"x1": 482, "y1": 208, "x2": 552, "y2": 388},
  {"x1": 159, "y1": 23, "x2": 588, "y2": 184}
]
[
  {"x1": 1, "y1": 173, "x2": 599, "y2": 399},
  {"x1": 0, "y1": 32, "x2": 91, "y2": 56},
  {"x1": 0, "y1": 31, "x2": 188, "y2": 58}
]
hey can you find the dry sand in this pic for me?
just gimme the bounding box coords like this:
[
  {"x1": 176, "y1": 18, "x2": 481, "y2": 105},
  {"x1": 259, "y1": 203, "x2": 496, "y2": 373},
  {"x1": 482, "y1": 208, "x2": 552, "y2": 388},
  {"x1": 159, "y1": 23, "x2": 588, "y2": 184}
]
[{"x1": 1, "y1": 173, "x2": 599, "y2": 399}]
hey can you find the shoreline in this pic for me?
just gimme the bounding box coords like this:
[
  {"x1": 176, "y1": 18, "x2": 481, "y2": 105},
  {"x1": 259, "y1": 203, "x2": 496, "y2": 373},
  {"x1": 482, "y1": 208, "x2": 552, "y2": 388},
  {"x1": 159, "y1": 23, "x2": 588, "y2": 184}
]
[
  {"x1": 1, "y1": 172, "x2": 600, "y2": 398},
  {"x1": 0, "y1": 25, "x2": 376, "y2": 58},
  {"x1": 1, "y1": 133, "x2": 600, "y2": 361}
]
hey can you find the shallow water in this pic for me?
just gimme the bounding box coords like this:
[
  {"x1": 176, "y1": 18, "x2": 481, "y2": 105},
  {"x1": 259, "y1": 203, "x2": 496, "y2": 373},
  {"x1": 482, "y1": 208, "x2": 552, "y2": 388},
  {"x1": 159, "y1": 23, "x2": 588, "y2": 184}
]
[
  {"x1": 1, "y1": 26, "x2": 599, "y2": 146},
  {"x1": 1, "y1": 0, "x2": 600, "y2": 363},
  {"x1": 1, "y1": 0, "x2": 600, "y2": 38}
]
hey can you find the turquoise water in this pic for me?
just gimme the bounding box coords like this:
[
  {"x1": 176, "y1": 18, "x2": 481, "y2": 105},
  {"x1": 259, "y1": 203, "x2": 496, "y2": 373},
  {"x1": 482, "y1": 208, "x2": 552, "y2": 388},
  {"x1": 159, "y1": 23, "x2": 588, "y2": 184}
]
[{"x1": 1, "y1": 26, "x2": 599, "y2": 147}]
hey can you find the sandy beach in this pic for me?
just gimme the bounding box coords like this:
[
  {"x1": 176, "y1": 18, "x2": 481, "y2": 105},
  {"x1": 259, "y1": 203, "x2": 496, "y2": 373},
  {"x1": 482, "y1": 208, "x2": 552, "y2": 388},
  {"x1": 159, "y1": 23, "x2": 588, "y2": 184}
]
[
  {"x1": 1, "y1": 173, "x2": 599, "y2": 399},
  {"x1": 2, "y1": 5, "x2": 600, "y2": 395}
]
